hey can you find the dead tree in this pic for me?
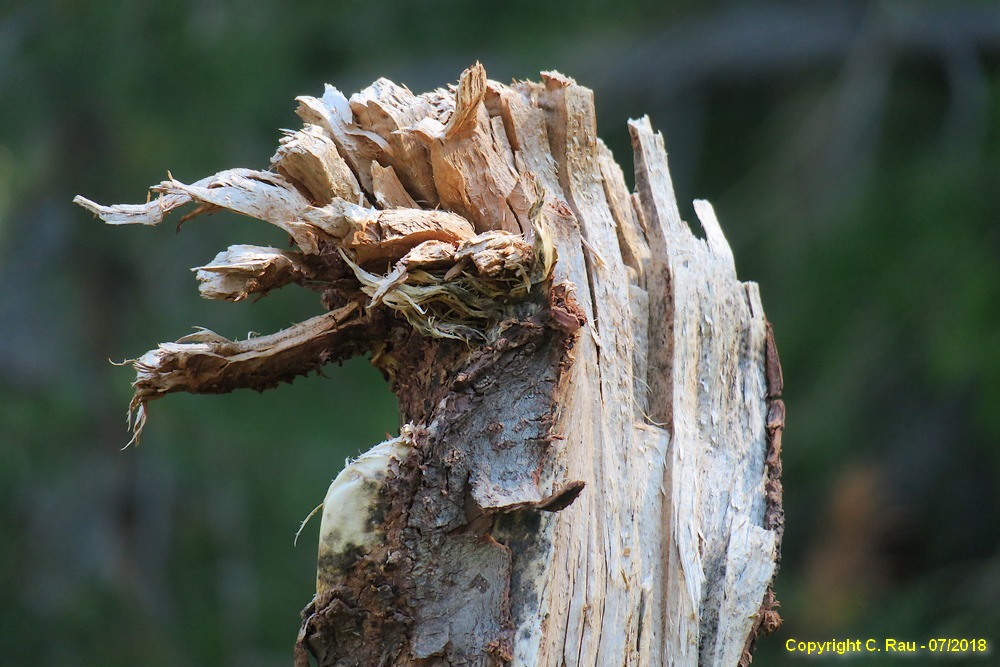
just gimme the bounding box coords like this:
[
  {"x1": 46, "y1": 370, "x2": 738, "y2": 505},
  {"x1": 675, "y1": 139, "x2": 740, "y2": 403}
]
[{"x1": 76, "y1": 64, "x2": 784, "y2": 666}]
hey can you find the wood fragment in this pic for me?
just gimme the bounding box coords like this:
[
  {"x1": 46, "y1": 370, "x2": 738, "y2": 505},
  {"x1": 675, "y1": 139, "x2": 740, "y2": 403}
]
[
  {"x1": 193, "y1": 244, "x2": 315, "y2": 301},
  {"x1": 296, "y1": 85, "x2": 380, "y2": 193},
  {"x1": 350, "y1": 79, "x2": 438, "y2": 206},
  {"x1": 370, "y1": 163, "x2": 419, "y2": 209},
  {"x1": 597, "y1": 139, "x2": 650, "y2": 284},
  {"x1": 77, "y1": 169, "x2": 351, "y2": 254},
  {"x1": 631, "y1": 117, "x2": 778, "y2": 664},
  {"x1": 272, "y1": 124, "x2": 365, "y2": 206},
  {"x1": 127, "y1": 303, "x2": 367, "y2": 442},
  {"x1": 454, "y1": 230, "x2": 533, "y2": 278},
  {"x1": 343, "y1": 207, "x2": 475, "y2": 265},
  {"x1": 409, "y1": 64, "x2": 523, "y2": 235}
]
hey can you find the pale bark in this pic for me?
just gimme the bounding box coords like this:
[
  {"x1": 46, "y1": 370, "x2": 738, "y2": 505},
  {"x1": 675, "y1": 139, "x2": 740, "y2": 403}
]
[{"x1": 76, "y1": 63, "x2": 783, "y2": 666}]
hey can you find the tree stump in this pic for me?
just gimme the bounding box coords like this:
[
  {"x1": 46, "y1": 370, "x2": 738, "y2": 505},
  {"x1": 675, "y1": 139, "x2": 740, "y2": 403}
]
[{"x1": 76, "y1": 64, "x2": 784, "y2": 666}]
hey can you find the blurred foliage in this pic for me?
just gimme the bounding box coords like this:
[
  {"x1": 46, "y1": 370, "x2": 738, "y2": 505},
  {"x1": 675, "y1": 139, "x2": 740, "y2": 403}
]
[{"x1": 1, "y1": 0, "x2": 998, "y2": 664}]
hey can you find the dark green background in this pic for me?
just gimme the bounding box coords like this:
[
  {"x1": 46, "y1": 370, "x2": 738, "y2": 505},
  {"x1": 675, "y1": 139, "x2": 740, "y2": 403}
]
[{"x1": 2, "y1": 1, "x2": 998, "y2": 664}]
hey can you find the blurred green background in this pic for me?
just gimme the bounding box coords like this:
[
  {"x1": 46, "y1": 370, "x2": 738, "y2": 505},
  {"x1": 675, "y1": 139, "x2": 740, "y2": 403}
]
[{"x1": 2, "y1": 0, "x2": 998, "y2": 664}]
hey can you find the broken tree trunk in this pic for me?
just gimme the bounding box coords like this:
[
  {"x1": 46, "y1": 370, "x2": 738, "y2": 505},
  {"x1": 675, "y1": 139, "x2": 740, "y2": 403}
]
[{"x1": 75, "y1": 64, "x2": 784, "y2": 666}]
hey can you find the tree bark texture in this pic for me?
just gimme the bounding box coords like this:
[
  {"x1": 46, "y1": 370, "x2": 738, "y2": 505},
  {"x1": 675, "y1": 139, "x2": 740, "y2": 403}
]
[{"x1": 76, "y1": 64, "x2": 784, "y2": 666}]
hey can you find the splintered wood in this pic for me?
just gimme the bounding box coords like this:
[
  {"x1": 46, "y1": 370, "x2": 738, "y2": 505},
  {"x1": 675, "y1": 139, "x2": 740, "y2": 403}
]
[{"x1": 76, "y1": 63, "x2": 783, "y2": 666}]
